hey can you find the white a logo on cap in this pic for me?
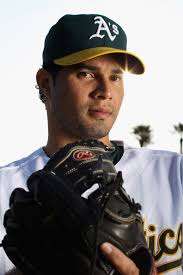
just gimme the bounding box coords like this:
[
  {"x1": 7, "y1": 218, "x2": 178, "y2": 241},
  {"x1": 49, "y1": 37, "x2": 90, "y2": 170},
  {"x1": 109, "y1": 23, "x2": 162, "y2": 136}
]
[{"x1": 89, "y1": 16, "x2": 119, "y2": 41}]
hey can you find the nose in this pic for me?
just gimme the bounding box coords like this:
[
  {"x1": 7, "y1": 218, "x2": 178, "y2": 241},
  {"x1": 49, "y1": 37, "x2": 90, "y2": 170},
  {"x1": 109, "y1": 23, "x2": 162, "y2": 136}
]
[{"x1": 90, "y1": 78, "x2": 112, "y2": 100}]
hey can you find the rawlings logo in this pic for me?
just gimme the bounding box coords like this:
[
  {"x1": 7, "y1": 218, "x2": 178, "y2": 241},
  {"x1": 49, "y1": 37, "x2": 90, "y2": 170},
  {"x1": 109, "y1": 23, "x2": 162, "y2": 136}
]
[
  {"x1": 73, "y1": 150, "x2": 96, "y2": 160},
  {"x1": 89, "y1": 16, "x2": 119, "y2": 41}
]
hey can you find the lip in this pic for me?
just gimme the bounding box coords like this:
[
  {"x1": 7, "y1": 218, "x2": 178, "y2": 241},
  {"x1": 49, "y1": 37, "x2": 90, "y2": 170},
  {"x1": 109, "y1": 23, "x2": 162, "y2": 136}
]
[{"x1": 88, "y1": 107, "x2": 112, "y2": 119}]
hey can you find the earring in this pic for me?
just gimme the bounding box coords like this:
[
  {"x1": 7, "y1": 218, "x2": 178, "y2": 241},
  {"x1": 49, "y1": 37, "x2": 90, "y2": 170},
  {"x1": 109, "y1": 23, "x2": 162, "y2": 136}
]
[{"x1": 41, "y1": 89, "x2": 47, "y2": 103}]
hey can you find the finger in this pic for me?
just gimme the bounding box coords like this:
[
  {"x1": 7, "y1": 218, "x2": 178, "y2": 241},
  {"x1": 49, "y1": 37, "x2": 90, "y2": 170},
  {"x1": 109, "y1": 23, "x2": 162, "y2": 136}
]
[{"x1": 100, "y1": 242, "x2": 139, "y2": 275}]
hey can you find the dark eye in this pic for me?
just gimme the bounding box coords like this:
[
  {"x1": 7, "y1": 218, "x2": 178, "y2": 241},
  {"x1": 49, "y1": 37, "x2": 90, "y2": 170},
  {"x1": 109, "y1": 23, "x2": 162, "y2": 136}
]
[
  {"x1": 77, "y1": 71, "x2": 94, "y2": 79},
  {"x1": 110, "y1": 75, "x2": 122, "y2": 81}
]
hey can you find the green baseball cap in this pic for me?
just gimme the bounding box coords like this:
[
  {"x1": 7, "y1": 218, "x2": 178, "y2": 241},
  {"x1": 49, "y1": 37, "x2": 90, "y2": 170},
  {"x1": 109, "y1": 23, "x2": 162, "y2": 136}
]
[{"x1": 43, "y1": 14, "x2": 145, "y2": 74}]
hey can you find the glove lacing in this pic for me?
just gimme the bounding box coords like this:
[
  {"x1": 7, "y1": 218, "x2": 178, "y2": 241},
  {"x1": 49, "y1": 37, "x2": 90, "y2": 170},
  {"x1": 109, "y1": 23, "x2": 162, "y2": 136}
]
[{"x1": 89, "y1": 170, "x2": 121, "y2": 275}]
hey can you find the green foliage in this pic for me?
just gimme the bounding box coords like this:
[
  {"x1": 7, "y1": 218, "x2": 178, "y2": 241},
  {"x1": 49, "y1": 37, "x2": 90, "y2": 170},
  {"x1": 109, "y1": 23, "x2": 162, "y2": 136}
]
[
  {"x1": 132, "y1": 125, "x2": 153, "y2": 147},
  {"x1": 173, "y1": 123, "x2": 183, "y2": 154},
  {"x1": 173, "y1": 123, "x2": 183, "y2": 136}
]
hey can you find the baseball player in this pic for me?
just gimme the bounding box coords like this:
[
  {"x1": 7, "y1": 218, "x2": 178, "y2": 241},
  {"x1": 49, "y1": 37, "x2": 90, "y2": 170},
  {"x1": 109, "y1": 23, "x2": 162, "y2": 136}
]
[{"x1": 0, "y1": 14, "x2": 182, "y2": 275}]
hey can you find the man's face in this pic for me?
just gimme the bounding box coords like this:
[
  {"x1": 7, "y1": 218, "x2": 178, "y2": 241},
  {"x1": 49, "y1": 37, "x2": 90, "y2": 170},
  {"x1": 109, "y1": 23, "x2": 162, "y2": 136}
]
[{"x1": 47, "y1": 54, "x2": 124, "y2": 142}]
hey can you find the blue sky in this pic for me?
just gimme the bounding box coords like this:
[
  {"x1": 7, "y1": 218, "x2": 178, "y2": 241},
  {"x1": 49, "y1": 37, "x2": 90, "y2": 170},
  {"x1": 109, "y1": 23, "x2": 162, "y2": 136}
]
[{"x1": 0, "y1": 0, "x2": 183, "y2": 164}]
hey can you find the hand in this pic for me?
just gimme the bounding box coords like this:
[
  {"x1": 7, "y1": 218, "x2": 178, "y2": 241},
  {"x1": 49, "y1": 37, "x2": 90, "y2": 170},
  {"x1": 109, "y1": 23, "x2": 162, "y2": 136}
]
[{"x1": 100, "y1": 243, "x2": 139, "y2": 275}]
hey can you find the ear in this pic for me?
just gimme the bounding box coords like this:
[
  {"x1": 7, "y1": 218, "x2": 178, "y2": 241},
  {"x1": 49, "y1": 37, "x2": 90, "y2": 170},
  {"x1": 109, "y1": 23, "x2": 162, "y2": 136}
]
[{"x1": 36, "y1": 68, "x2": 51, "y2": 98}]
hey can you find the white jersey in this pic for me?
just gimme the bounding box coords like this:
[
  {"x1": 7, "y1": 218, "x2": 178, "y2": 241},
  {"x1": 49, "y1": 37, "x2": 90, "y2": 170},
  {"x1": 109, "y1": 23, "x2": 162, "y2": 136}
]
[{"x1": 0, "y1": 143, "x2": 183, "y2": 274}]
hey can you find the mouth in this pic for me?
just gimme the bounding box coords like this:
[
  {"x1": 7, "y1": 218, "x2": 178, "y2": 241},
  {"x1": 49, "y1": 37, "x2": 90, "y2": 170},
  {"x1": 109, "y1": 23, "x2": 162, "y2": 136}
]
[{"x1": 88, "y1": 107, "x2": 112, "y2": 119}]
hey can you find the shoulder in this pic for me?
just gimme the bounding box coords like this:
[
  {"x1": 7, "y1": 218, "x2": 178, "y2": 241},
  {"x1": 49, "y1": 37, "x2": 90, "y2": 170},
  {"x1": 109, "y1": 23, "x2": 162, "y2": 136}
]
[
  {"x1": 114, "y1": 140, "x2": 182, "y2": 160},
  {"x1": 0, "y1": 148, "x2": 50, "y2": 216},
  {"x1": 114, "y1": 140, "x2": 183, "y2": 178},
  {"x1": 123, "y1": 142, "x2": 183, "y2": 162},
  {"x1": 0, "y1": 148, "x2": 49, "y2": 186}
]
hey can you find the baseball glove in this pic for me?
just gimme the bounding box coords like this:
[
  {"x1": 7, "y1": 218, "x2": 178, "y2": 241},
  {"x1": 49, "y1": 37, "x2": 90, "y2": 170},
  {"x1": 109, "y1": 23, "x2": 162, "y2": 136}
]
[{"x1": 1, "y1": 139, "x2": 156, "y2": 275}]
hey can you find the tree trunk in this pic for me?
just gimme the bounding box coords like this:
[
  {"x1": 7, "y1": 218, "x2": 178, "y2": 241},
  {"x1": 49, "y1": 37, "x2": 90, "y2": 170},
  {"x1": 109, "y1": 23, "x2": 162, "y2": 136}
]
[{"x1": 180, "y1": 138, "x2": 183, "y2": 154}]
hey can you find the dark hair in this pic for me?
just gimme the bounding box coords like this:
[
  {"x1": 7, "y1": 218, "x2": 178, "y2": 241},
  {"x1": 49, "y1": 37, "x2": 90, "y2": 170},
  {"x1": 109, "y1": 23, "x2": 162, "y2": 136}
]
[{"x1": 43, "y1": 62, "x2": 63, "y2": 82}]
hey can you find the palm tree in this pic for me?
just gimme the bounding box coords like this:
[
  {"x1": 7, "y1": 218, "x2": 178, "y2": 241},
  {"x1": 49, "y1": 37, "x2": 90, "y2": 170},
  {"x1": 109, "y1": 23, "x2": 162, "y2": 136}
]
[
  {"x1": 132, "y1": 125, "x2": 153, "y2": 147},
  {"x1": 173, "y1": 123, "x2": 183, "y2": 154}
]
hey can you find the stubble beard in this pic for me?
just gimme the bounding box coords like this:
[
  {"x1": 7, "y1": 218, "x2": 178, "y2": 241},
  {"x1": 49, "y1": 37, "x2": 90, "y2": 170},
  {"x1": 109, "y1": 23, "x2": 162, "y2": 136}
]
[
  {"x1": 72, "y1": 116, "x2": 115, "y2": 140},
  {"x1": 56, "y1": 107, "x2": 116, "y2": 141}
]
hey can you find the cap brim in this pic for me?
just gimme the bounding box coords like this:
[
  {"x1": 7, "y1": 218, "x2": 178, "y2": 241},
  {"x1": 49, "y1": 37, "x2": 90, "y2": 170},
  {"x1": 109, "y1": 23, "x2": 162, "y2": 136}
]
[{"x1": 53, "y1": 47, "x2": 145, "y2": 75}]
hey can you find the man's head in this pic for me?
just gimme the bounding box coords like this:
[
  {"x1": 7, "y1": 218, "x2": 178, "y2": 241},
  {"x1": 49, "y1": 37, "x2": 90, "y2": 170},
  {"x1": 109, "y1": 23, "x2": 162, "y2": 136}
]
[{"x1": 36, "y1": 14, "x2": 144, "y2": 150}]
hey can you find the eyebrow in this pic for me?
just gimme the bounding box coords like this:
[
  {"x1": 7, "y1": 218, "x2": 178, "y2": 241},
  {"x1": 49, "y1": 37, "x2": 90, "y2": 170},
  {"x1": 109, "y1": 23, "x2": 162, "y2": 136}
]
[{"x1": 70, "y1": 63, "x2": 124, "y2": 74}]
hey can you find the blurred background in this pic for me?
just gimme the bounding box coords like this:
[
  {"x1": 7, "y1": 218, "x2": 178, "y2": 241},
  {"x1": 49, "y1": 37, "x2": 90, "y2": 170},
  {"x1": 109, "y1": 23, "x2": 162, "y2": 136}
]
[{"x1": 0, "y1": 0, "x2": 182, "y2": 165}]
